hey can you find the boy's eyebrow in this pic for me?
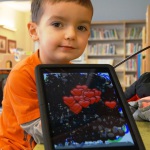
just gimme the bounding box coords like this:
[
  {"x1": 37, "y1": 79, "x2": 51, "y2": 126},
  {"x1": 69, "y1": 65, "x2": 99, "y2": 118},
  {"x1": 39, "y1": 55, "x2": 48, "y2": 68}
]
[{"x1": 48, "y1": 16, "x2": 91, "y2": 25}]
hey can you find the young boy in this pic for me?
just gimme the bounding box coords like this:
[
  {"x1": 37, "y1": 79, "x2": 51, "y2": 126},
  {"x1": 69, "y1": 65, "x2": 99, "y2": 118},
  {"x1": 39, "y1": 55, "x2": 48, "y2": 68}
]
[{"x1": 0, "y1": 0, "x2": 93, "y2": 149}]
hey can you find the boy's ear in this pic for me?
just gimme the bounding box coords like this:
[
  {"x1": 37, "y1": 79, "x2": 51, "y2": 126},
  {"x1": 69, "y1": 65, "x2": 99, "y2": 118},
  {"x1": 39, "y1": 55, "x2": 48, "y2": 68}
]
[{"x1": 27, "y1": 22, "x2": 39, "y2": 41}]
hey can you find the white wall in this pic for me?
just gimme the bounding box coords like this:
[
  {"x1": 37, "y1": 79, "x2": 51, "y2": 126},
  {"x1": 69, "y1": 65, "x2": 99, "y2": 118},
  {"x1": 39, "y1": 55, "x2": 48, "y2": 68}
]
[{"x1": 91, "y1": 0, "x2": 150, "y2": 21}]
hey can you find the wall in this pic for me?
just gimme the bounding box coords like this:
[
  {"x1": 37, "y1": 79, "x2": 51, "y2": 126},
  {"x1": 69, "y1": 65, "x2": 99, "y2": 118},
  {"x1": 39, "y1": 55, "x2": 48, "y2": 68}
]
[
  {"x1": 0, "y1": 5, "x2": 33, "y2": 53},
  {"x1": 91, "y1": 0, "x2": 150, "y2": 21}
]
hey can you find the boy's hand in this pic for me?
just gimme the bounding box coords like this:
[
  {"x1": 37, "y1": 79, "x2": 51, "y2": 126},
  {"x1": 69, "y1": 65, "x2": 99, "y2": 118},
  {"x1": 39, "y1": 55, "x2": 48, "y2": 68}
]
[{"x1": 128, "y1": 96, "x2": 150, "y2": 121}]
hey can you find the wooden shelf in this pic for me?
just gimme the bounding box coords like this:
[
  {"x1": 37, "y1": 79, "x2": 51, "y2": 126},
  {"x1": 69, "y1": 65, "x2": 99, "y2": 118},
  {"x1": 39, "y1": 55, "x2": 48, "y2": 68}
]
[
  {"x1": 142, "y1": 5, "x2": 150, "y2": 73},
  {"x1": 88, "y1": 54, "x2": 124, "y2": 57},
  {"x1": 88, "y1": 39, "x2": 124, "y2": 42},
  {"x1": 86, "y1": 20, "x2": 145, "y2": 90}
]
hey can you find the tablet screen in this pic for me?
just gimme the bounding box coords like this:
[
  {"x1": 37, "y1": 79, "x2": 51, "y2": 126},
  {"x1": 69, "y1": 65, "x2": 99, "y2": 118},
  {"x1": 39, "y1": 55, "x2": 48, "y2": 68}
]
[{"x1": 39, "y1": 67, "x2": 138, "y2": 149}]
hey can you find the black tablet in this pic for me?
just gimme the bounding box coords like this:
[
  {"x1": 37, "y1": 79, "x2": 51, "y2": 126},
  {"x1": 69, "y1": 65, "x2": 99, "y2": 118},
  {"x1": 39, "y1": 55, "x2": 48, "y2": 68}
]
[{"x1": 35, "y1": 64, "x2": 145, "y2": 150}]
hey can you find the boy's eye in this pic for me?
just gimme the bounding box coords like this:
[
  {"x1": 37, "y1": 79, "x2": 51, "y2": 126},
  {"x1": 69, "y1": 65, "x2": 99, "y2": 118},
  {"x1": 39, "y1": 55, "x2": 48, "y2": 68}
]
[
  {"x1": 78, "y1": 26, "x2": 87, "y2": 31},
  {"x1": 52, "y1": 22, "x2": 63, "y2": 28}
]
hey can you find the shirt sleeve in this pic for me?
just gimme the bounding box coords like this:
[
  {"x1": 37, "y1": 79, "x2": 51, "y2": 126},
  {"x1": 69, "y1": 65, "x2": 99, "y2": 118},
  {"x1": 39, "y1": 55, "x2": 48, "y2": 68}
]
[
  {"x1": 124, "y1": 80, "x2": 137, "y2": 101},
  {"x1": 21, "y1": 118, "x2": 43, "y2": 144},
  {"x1": 6, "y1": 68, "x2": 40, "y2": 124},
  {"x1": 124, "y1": 72, "x2": 150, "y2": 101}
]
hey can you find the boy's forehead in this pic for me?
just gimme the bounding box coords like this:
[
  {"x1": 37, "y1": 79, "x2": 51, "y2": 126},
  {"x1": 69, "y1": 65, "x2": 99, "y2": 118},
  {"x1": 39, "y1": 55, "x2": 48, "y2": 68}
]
[
  {"x1": 44, "y1": 1, "x2": 92, "y2": 11},
  {"x1": 42, "y1": 1, "x2": 93, "y2": 21}
]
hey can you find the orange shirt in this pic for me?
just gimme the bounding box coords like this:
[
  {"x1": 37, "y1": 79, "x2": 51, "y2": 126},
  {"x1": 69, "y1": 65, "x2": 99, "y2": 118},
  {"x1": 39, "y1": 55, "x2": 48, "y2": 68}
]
[{"x1": 0, "y1": 50, "x2": 41, "y2": 150}]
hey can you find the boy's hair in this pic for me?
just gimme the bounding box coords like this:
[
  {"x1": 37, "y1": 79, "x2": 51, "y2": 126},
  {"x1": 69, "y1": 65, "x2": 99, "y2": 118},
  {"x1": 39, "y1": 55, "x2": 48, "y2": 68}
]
[{"x1": 31, "y1": 0, "x2": 93, "y2": 24}]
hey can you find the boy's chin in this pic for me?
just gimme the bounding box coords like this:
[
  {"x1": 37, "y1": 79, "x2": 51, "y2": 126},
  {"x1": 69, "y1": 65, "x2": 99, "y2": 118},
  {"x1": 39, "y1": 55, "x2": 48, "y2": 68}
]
[{"x1": 59, "y1": 56, "x2": 79, "y2": 63}]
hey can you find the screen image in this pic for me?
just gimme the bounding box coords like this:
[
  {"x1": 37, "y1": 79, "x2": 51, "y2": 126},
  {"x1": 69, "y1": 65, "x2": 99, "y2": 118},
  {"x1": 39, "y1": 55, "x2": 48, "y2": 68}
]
[{"x1": 41, "y1": 70, "x2": 135, "y2": 149}]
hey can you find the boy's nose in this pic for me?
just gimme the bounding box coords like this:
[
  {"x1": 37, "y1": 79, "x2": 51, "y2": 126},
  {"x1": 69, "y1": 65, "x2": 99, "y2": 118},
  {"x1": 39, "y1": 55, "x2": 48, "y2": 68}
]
[{"x1": 65, "y1": 27, "x2": 76, "y2": 40}]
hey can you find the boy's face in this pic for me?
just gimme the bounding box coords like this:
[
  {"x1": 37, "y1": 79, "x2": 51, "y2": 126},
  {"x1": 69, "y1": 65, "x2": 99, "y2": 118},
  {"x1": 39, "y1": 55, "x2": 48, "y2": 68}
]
[{"x1": 28, "y1": 2, "x2": 92, "y2": 64}]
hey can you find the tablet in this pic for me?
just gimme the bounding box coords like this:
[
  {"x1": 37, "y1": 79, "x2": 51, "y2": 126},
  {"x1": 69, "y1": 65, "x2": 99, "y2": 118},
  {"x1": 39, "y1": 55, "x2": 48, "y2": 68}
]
[{"x1": 35, "y1": 64, "x2": 145, "y2": 150}]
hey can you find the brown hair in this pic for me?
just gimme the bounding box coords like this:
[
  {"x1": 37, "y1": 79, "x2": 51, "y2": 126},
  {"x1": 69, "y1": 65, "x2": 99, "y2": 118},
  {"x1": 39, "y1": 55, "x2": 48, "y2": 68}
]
[{"x1": 31, "y1": 0, "x2": 93, "y2": 24}]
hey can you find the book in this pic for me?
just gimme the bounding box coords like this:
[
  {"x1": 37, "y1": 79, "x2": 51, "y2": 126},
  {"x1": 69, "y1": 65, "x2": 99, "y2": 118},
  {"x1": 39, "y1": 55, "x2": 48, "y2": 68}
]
[{"x1": 137, "y1": 53, "x2": 142, "y2": 78}]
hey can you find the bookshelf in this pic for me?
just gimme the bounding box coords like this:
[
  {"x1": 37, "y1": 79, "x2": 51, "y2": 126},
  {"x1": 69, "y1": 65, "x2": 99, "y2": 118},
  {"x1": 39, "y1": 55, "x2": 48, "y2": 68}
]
[{"x1": 86, "y1": 20, "x2": 145, "y2": 90}]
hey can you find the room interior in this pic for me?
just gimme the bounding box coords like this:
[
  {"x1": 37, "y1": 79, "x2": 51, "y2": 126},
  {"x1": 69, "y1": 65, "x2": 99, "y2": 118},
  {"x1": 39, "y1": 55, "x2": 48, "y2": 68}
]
[{"x1": 1, "y1": 1, "x2": 150, "y2": 150}]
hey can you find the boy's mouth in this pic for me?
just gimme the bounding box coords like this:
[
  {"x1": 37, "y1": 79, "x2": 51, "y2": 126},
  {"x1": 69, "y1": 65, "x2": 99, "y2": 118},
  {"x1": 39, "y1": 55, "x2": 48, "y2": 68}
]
[{"x1": 59, "y1": 45, "x2": 75, "y2": 50}]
